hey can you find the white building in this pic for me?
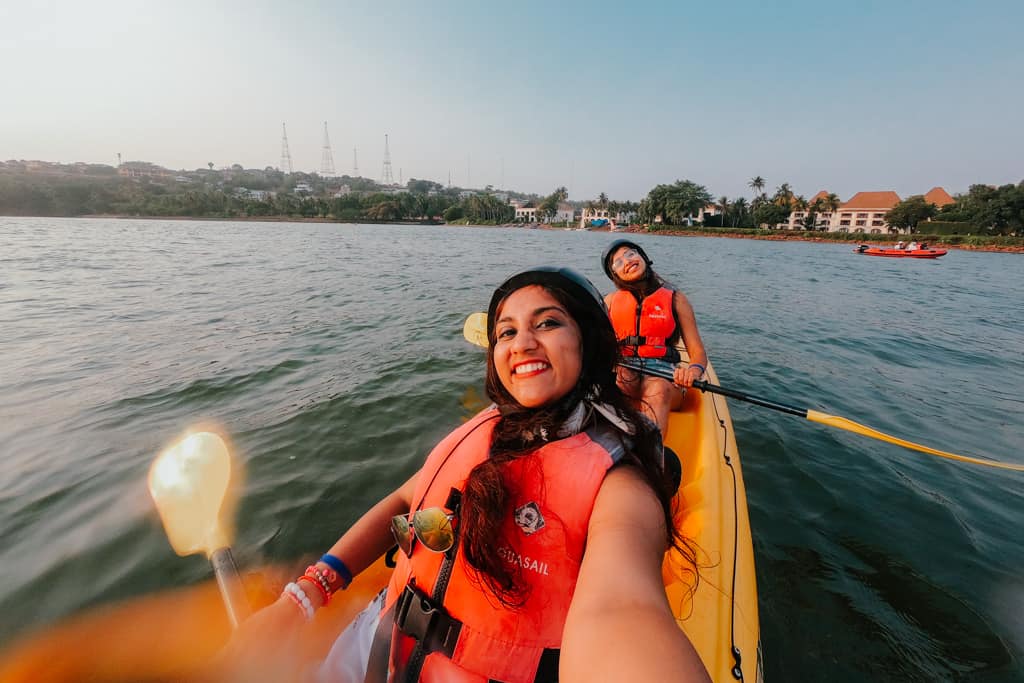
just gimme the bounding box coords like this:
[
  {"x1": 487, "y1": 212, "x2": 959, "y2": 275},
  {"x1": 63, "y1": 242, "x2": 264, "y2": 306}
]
[
  {"x1": 554, "y1": 202, "x2": 574, "y2": 223},
  {"x1": 830, "y1": 191, "x2": 901, "y2": 234},
  {"x1": 515, "y1": 206, "x2": 538, "y2": 223}
]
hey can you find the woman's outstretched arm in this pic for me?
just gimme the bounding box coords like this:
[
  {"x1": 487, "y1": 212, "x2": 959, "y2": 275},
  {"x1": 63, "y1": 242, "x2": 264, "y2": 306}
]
[{"x1": 561, "y1": 466, "x2": 710, "y2": 682}]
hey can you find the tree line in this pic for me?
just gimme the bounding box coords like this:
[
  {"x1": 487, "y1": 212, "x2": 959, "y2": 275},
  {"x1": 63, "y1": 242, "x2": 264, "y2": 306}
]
[{"x1": 1, "y1": 163, "x2": 1020, "y2": 235}]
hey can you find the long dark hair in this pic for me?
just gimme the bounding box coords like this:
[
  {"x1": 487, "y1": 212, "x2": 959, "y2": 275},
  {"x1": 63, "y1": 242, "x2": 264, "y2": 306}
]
[{"x1": 459, "y1": 281, "x2": 693, "y2": 607}]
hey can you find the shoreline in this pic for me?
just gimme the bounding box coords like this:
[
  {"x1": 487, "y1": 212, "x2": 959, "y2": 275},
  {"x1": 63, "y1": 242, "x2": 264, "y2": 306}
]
[{"x1": 6, "y1": 213, "x2": 1020, "y2": 253}]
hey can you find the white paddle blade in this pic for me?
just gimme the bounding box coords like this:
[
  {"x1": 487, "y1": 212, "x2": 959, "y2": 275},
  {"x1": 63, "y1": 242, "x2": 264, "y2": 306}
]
[
  {"x1": 148, "y1": 431, "x2": 233, "y2": 557},
  {"x1": 463, "y1": 312, "x2": 489, "y2": 348}
]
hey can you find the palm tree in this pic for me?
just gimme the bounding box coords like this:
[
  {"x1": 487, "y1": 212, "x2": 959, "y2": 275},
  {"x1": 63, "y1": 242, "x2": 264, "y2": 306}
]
[
  {"x1": 748, "y1": 176, "x2": 765, "y2": 197},
  {"x1": 824, "y1": 193, "x2": 841, "y2": 213},
  {"x1": 717, "y1": 196, "x2": 730, "y2": 227},
  {"x1": 773, "y1": 183, "x2": 794, "y2": 207},
  {"x1": 731, "y1": 197, "x2": 748, "y2": 227},
  {"x1": 598, "y1": 192, "x2": 609, "y2": 209}
]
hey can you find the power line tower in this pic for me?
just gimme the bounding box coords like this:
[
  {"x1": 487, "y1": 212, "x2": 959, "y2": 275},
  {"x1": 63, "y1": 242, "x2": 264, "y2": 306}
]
[
  {"x1": 280, "y1": 123, "x2": 293, "y2": 173},
  {"x1": 353, "y1": 147, "x2": 359, "y2": 177},
  {"x1": 320, "y1": 121, "x2": 336, "y2": 176},
  {"x1": 380, "y1": 134, "x2": 394, "y2": 185}
]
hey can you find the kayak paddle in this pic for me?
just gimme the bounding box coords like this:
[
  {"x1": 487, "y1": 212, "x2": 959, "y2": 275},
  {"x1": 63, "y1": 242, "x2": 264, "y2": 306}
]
[
  {"x1": 148, "y1": 431, "x2": 252, "y2": 626},
  {"x1": 462, "y1": 312, "x2": 1023, "y2": 472}
]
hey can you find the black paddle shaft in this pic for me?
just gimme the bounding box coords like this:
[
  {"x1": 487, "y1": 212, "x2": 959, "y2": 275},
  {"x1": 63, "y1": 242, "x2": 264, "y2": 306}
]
[
  {"x1": 692, "y1": 379, "x2": 808, "y2": 418},
  {"x1": 618, "y1": 358, "x2": 809, "y2": 418}
]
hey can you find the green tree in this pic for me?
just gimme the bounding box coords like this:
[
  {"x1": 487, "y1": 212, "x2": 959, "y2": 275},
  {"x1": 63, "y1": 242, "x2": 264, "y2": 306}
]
[
  {"x1": 748, "y1": 176, "x2": 765, "y2": 197},
  {"x1": 753, "y1": 203, "x2": 790, "y2": 228},
  {"x1": 885, "y1": 195, "x2": 938, "y2": 233},
  {"x1": 639, "y1": 180, "x2": 712, "y2": 225}
]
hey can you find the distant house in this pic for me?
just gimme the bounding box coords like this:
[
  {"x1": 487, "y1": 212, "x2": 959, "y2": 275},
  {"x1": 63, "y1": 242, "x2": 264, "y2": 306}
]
[
  {"x1": 333, "y1": 184, "x2": 352, "y2": 197},
  {"x1": 923, "y1": 186, "x2": 955, "y2": 208},
  {"x1": 515, "y1": 206, "x2": 538, "y2": 223},
  {"x1": 293, "y1": 182, "x2": 313, "y2": 194},
  {"x1": 784, "y1": 190, "x2": 837, "y2": 230},
  {"x1": 118, "y1": 161, "x2": 174, "y2": 179},
  {"x1": 554, "y1": 202, "x2": 574, "y2": 223},
  {"x1": 830, "y1": 191, "x2": 902, "y2": 234},
  {"x1": 580, "y1": 206, "x2": 636, "y2": 228}
]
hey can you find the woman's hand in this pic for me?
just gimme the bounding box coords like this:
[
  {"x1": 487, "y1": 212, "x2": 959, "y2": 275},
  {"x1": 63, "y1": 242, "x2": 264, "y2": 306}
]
[
  {"x1": 206, "y1": 594, "x2": 311, "y2": 682},
  {"x1": 673, "y1": 363, "x2": 704, "y2": 388}
]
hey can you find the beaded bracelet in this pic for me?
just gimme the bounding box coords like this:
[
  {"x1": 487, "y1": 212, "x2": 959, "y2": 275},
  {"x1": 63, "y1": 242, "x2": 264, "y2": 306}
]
[
  {"x1": 298, "y1": 574, "x2": 330, "y2": 606},
  {"x1": 320, "y1": 553, "x2": 353, "y2": 589},
  {"x1": 303, "y1": 565, "x2": 333, "y2": 601},
  {"x1": 283, "y1": 581, "x2": 315, "y2": 620}
]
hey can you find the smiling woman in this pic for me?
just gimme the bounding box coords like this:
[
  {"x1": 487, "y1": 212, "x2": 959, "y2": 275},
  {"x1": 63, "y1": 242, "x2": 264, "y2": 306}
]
[
  {"x1": 206, "y1": 265, "x2": 708, "y2": 683},
  {"x1": 602, "y1": 239, "x2": 709, "y2": 438}
]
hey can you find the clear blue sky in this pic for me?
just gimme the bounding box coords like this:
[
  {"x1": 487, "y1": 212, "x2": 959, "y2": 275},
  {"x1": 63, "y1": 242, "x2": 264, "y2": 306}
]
[{"x1": 2, "y1": 0, "x2": 1021, "y2": 201}]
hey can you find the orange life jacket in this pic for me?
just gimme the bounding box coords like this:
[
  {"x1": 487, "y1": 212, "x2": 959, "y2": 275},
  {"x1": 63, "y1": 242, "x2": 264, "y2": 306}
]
[
  {"x1": 607, "y1": 287, "x2": 677, "y2": 359},
  {"x1": 382, "y1": 407, "x2": 628, "y2": 683}
]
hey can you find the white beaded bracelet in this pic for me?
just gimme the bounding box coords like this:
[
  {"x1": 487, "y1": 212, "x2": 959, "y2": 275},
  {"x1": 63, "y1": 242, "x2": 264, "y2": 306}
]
[{"x1": 284, "y1": 581, "x2": 315, "y2": 621}]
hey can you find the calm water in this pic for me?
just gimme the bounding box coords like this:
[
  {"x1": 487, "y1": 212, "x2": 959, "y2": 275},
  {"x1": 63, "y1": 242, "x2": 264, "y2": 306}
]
[{"x1": 1, "y1": 217, "x2": 1022, "y2": 681}]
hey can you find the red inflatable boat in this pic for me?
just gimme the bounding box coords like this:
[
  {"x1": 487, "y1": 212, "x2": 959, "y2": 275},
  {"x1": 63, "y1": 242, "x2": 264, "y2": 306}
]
[{"x1": 854, "y1": 245, "x2": 947, "y2": 259}]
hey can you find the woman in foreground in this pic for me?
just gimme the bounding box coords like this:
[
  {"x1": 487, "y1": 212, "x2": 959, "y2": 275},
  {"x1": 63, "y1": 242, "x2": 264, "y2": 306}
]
[
  {"x1": 218, "y1": 266, "x2": 708, "y2": 682},
  {"x1": 602, "y1": 240, "x2": 709, "y2": 438}
]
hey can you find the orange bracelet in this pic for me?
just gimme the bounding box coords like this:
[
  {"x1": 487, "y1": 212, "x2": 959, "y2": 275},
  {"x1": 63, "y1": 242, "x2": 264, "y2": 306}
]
[{"x1": 298, "y1": 575, "x2": 330, "y2": 606}]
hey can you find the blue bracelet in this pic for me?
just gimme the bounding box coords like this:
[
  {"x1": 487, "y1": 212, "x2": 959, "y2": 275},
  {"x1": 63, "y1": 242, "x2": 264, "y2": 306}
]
[
  {"x1": 688, "y1": 363, "x2": 706, "y2": 375},
  {"x1": 320, "y1": 553, "x2": 354, "y2": 588}
]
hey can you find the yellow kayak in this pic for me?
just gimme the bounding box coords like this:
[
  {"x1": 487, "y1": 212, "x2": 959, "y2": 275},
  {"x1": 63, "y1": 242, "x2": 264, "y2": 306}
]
[
  {"x1": 0, "y1": 357, "x2": 760, "y2": 682},
  {"x1": 663, "y1": 356, "x2": 762, "y2": 682}
]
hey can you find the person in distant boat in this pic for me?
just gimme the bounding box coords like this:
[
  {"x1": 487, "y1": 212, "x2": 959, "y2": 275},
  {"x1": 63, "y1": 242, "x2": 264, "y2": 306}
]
[
  {"x1": 919, "y1": 242, "x2": 928, "y2": 250},
  {"x1": 601, "y1": 239, "x2": 709, "y2": 438},
  {"x1": 896, "y1": 240, "x2": 906, "y2": 250},
  {"x1": 216, "y1": 267, "x2": 709, "y2": 683},
  {"x1": 907, "y1": 240, "x2": 919, "y2": 250}
]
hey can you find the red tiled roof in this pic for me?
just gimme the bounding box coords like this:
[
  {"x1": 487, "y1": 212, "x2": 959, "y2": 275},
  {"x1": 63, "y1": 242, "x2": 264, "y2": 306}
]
[
  {"x1": 809, "y1": 190, "x2": 829, "y2": 203},
  {"x1": 923, "y1": 187, "x2": 954, "y2": 207},
  {"x1": 840, "y1": 191, "x2": 901, "y2": 210}
]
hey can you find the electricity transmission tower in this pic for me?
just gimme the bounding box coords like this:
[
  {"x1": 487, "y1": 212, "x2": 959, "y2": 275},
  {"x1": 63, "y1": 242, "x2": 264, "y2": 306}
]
[
  {"x1": 280, "y1": 123, "x2": 293, "y2": 173},
  {"x1": 353, "y1": 147, "x2": 359, "y2": 177},
  {"x1": 320, "y1": 121, "x2": 336, "y2": 176},
  {"x1": 381, "y1": 134, "x2": 394, "y2": 185}
]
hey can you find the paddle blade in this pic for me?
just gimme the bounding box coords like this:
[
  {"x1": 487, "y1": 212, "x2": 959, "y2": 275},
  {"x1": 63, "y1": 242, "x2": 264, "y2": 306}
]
[
  {"x1": 806, "y1": 410, "x2": 1024, "y2": 472},
  {"x1": 463, "y1": 312, "x2": 489, "y2": 348},
  {"x1": 149, "y1": 431, "x2": 236, "y2": 556}
]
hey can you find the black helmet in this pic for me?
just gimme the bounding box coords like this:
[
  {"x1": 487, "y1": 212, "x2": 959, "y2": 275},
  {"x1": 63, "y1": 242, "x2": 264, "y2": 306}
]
[
  {"x1": 487, "y1": 266, "x2": 607, "y2": 340},
  {"x1": 601, "y1": 239, "x2": 652, "y2": 279}
]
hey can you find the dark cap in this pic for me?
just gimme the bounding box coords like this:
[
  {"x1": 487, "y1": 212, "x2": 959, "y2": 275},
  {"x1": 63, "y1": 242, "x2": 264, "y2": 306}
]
[
  {"x1": 487, "y1": 266, "x2": 607, "y2": 340},
  {"x1": 601, "y1": 239, "x2": 652, "y2": 279}
]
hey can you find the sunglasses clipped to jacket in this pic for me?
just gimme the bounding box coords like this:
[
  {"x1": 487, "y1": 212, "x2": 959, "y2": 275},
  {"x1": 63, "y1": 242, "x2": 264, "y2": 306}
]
[{"x1": 390, "y1": 507, "x2": 457, "y2": 557}]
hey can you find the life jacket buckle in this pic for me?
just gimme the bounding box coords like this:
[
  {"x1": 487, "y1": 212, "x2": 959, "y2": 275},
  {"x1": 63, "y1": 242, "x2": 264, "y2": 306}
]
[{"x1": 395, "y1": 584, "x2": 462, "y2": 657}]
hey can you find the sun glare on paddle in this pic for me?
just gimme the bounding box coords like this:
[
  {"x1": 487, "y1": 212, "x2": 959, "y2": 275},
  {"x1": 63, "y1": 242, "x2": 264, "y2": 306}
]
[{"x1": 149, "y1": 429, "x2": 238, "y2": 557}]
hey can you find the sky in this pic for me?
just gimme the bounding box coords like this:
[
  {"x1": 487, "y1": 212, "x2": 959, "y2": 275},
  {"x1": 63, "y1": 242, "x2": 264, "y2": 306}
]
[{"x1": 1, "y1": 0, "x2": 1022, "y2": 202}]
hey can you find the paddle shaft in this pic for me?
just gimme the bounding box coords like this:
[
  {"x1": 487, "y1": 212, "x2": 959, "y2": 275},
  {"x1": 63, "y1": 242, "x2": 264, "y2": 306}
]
[
  {"x1": 619, "y1": 358, "x2": 807, "y2": 417},
  {"x1": 692, "y1": 379, "x2": 807, "y2": 417},
  {"x1": 210, "y1": 547, "x2": 251, "y2": 628}
]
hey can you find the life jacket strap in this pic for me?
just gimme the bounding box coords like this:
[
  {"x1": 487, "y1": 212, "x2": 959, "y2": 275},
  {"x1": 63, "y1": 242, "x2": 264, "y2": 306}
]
[
  {"x1": 394, "y1": 583, "x2": 463, "y2": 659},
  {"x1": 619, "y1": 334, "x2": 667, "y2": 348}
]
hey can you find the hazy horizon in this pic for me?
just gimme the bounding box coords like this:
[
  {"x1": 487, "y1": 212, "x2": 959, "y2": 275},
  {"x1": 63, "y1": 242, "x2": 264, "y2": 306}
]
[{"x1": 2, "y1": 0, "x2": 1022, "y2": 202}]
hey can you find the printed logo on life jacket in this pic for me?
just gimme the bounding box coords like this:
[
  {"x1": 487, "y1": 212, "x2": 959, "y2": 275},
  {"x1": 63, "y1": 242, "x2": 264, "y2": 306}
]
[
  {"x1": 649, "y1": 304, "x2": 669, "y2": 320},
  {"x1": 514, "y1": 501, "x2": 545, "y2": 535},
  {"x1": 498, "y1": 546, "x2": 551, "y2": 576}
]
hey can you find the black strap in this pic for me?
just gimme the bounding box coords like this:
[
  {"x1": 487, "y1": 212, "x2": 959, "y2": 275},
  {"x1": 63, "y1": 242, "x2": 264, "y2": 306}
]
[
  {"x1": 361, "y1": 598, "x2": 396, "y2": 683},
  {"x1": 400, "y1": 489, "x2": 463, "y2": 682},
  {"x1": 486, "y1": 648, "x2": 561, "y2": 683},
  {"x1": 394, "y1": 584, "x2": 463, "y2": 658}
]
